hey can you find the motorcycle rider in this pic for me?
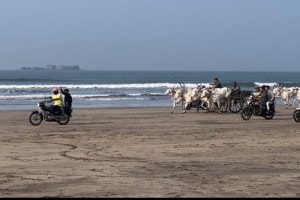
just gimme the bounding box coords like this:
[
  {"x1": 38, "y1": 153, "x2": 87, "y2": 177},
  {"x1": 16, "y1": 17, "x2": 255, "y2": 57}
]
[
  {"x1": 49, "y1": 87, "x2": 63, "y2": 117},
  {"x1": 258, "y1": 85, "x2": 269, "y2": 115}
]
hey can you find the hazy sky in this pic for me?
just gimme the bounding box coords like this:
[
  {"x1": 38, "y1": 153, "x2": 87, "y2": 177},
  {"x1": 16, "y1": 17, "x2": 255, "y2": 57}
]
[{"x1": 0, "y1": 0, "x2": 299, "y2": 71}]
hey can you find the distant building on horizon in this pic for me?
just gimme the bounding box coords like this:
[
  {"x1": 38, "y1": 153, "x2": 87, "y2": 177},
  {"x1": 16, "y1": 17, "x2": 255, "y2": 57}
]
[
  {"x1": 20, "y1": 65, "x2": 80, "y2": 70},
  {"x1": 46, "y1": 65, "x2": 80, "y2": 70}
]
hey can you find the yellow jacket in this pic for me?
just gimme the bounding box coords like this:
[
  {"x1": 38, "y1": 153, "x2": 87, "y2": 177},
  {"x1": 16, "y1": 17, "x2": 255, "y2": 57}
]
[{"x1": 52, "y1": 93, "x2": 63, "y2": 107}]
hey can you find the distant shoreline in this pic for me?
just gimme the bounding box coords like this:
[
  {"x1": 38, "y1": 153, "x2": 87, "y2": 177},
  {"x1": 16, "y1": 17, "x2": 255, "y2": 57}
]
[
  {"x1": 19, "y1": 65, "x2": 80, "y2": 70},
  {"x1": 19, "y1": 69, "x2": 81, "y2": 70}
]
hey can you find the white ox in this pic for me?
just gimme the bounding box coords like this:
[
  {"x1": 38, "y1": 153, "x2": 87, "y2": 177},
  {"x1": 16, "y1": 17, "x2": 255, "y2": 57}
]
[
  {"x1": 273, "y1": 86, "x2": 298, "y2": 108},
  {"x1": 291, "y1": 87, "x2": 300, "y2": 107},
  {"x1": 165, "y1": 87, "x2": 185, "y2": 113},
  {"x1": 165, "y1": 84, "x2": 203, "y2": 113},
  {"x1": 201, "y1": 87, "x2": 232, "y2": 113}
]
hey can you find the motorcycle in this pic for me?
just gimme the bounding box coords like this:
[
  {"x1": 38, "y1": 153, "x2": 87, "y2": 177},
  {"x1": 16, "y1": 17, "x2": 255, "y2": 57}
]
[
  {"x1": 29, "y1": 97, "x2": 72, "y2": 126},
  {"x1": 241, "y1": 95, "x2": 275, "y2": 120},
  {"x1": 293, "y1": 107, "x2": 300, "y2": 122}
]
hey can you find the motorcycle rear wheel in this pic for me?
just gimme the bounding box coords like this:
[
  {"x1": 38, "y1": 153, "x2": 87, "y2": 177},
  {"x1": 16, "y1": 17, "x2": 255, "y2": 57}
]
[
  {"x1": 29, "y1": 111, "x2": 43, "y2": 126},
  {"x1": 264, "y1": 111, "x2": 274, "y2": 120},
  {"x1": 57, "y1": 114, "x2": 70, "y2": 125}
]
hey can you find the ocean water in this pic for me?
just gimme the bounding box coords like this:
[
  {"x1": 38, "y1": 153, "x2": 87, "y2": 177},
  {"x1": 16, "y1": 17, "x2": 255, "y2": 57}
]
[{"x1": 0, "y1": 70, "x2": 300, "y2": 110}]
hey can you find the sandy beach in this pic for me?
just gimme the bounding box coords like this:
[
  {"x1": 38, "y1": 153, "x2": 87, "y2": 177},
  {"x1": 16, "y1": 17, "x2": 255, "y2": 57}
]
[{"x1": 0, "y1": 105, "x2": 299, "y2": 197}]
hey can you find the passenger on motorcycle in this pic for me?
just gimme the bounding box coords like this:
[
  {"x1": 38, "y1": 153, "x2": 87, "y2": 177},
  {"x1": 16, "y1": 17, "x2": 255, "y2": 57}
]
[
  {"x1": 266, "y1": 85, "x2": 275, "y2": 112},
  {"x1": 60, "y1": 87, "x2": 72, "y2": 116},
  {"x1": 49, "y1": 87, "x2": 63, "y2": 116}
]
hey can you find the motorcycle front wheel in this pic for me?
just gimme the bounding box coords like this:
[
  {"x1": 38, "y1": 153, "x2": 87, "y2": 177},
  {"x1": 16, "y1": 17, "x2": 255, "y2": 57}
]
[
  {"x1": 241, "y1": 106, "x2": 252, "y2": 120},
  {"x1": 57, "y1": 114, "x2": 70, "y2": 125},
  {"x1": 29, "y1": 111, "x2": 43, "y2": 126},
  {"x1": 293, "y1": 110, "x2": 300, "y2": 122}
]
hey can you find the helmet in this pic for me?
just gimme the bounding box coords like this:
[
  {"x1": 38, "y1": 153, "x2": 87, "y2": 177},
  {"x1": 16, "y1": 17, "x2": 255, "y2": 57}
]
[{"x1": 52, "y1": 87, "x2": 58, "y2": 93}]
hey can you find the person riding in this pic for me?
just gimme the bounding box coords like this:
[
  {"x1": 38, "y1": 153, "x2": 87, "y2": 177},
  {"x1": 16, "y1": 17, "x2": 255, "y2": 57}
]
[
  {"x1": 258, "y1": 85, "x2": 269, "y2": 115},
  {"x1": 231, "y1": 81, "x2": 241, "y2": 98},
  {"x1": 60, "y1": 87, "x2": 73, "y2": 115},
  {"x1": 265, "y1": 85, "x2": 275, "y2": 112},
  {"x1": 49, "y1": 87, "x2": 63, "y2": 116},
  {"x1": 60, "y1": 87, "x2": 72, "y2": 107},
  {"x1": 211, "y1": 77, "x2": 222, "y2": 88}
]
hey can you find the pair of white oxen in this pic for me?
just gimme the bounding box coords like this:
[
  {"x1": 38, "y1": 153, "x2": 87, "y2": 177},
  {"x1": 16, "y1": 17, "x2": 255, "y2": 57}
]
[
  {"x1": 165, "y1": 84, "x2": 233, "y2": 114},
  {"x1": 272, "y1": 86, "x2": 300, "y2": 108},
  {"x1": 165, "y1": 84, "x2": 300, "y2": 114}
]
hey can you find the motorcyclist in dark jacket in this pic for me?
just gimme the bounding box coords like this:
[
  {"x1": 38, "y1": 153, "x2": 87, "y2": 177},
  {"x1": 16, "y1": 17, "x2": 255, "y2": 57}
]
[
  {"x1": 258, "y1": 85, "x2": 268, "y2": 115},
  {"x1": 60, "y1": 87, "x2": 72, "y2": 115}
]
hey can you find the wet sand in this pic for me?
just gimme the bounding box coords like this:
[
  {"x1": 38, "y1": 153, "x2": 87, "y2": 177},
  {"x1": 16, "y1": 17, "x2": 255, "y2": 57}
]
[{"x1": 0, "y1": 105, "x2": 299, "y2": 197}]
